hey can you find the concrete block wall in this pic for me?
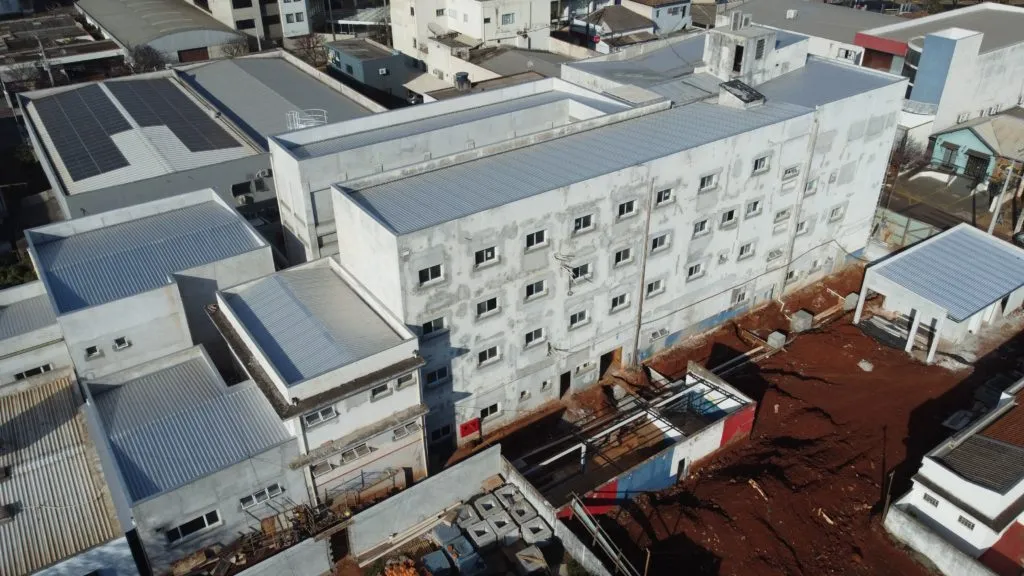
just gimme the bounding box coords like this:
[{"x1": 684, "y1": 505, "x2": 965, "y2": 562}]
[{"x1": 885, "y1": 503, "x2": 998, "y2": 576}]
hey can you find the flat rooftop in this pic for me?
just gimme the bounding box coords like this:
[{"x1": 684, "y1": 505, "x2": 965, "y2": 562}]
[
  {"x1": 718, "y1": 0, "x2": 900, "y2": 44},
  {"x1": 92, "y1": 348, "x2": 293, "y2": 503},
  {"x1": 469, "y1": 47, "x2": 573, "y2": 78},
  {"x1": 0, "y1": 372, "x2": 123, "y2": 576},
  {"x1": 23, "y1": 77, "x2": 256, "y2": 195},
  {"x1": 326, "y1": 38, "x2": 394, "y2": 60},
  {"x1": 0, "y1": 13, "x2": 120, "y2": 65},
  {"x1": 180, "y1": 55, "x2": 373, "y2": 143},
  {"x1": 566, "y1": 34, "x2": 707, "y2": 89},
  {"x1": 758, "y1": 56, "x2": 905, "y2": 108},
  {"x1": 27, "y1": 194, "x2": 266, "y2": 315},
  {"x1": 222, "y1": 259, "x2": 406, "y2": 386},
  {"x1": 860, "y1": 3, "x2": 1024, "y2": 53},
  {"x1": 870, "y1": 223, "x2": 1024, "y2": 322},
  {"x1": 427, "y1": 71, "x2": 547, "y2": 100}
]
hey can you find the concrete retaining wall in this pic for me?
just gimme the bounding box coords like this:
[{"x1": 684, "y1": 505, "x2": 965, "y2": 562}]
[{"x1": 884, "y1": 504, "x2": 997, "y2": 576}]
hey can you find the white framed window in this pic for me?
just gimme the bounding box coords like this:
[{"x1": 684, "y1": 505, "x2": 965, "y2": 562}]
[
  {"x1": 295, "y1": 11, "x2": 304, "y2": 22},
  {"x1": 476, "y1": 297, "x2": 499, "y2": 318},
  {"x1": 435, "y1": 8, "x2": 445, "y2": 16},
  {"x1": 525, "y1": 279, "x2": 547, "y2": 301},
  {"x1": 720, "y1": 209, "x2": 737, "y2": 227},
  {"x1": 755, "y1": 38, "x2": 766, "y2": 60},
  {"x1": 396, "y1": 373, "x2": 416, "y2": 390},
  {"x1": 477, "y1": 346, "x2": 500, "y2": 367},
  {"x1": 341, "y1": 443, "x2": 371, "y2": 463},
  {"x1": 731, "y1": 288, "x2": 748, "y2": 305},
  {"x1": 421, "y1": 317, "x2": 445, "y2": 337},
  {"x1": 650, "y1": 233, "x2": 670, "y2": 254},
  {"x1": 829, "y1": 206, "x2": 845, "y2": 222},
  {"x1": 393, "y1": 423, "x2": 411, "y2": 440},
  {"x1": 310, "y1": 461, "x2": 334, "y2": 478},
  {"x1": 767, "y1": 248, "x2": 784, "y2": 262},
  {"x1": 240, "y1": 483, "x2": 283, "y2": 510},
  {"x1": 573, "y1": 214, "x2": 594, "y2": 234},
  {"x1": 418, "y1": 264, "x2": 443, "y2": 286},
  {"x1": 796, "y1": 220, "x2": 808, "y2": 236},
  {"x1": 569, "y1": 309, "x2": 589, "y2": 329},
  {"x1": 958, "y1": 516, "x2": 975, "y2": 531},
  {"x1": 782, "y1": 166, "x2": 800, "y2": 181},
  {"x1": 571, "y1": 263, "x2": 592, "y2": 282},
  {"x1": 646, "y1": 279, "x2": 665, "y2": 297},
  {"x1": 687, "y1": 262, "x2": 704, "y2": 280},
  {"x1": 500, "y1": 12, "x2": 514, "y2": 24},
  {"x1": 693, "y1": 219, "x2": 709, "y2": 238},
  {"x1": 785, "y1": 269, "x2": 799, "y2": 283},
  {"x1": 480, "y1": 403, "x2": 500, "y2": 419},
  {"x1": 614, "y1": 247, "x2": 633, "y2": 267},
  {"x1": 424, "y1": 366, "x2": 449, "y2": 388},
  {"x1": 746, "y1": 200, "x2": 762, "y2": 217},
  {"x1": 166, "y1": 510, "x2": 221, "y2": 544},
  {"x1": 519, "y1": 390, "x2": 531, "y2": 402},
  {"x1": 525, "y1": 229, "x2": 547, "y2": 250},
  {"x1": 113, "y1": 336, "x2": 131, "y2": 351},
  {"x1": 474, "y1": 246, "x2": 498, "y2": 268},
  {"x1": 85, "y1": 345, "x2": 102, "y2": 360},
  {"x1": 617, "y1": 200, "x2": 637, "y2": 219},
  {"x1": 804, "y1": 178, "x2": 817, "y2": 195},
  {"x1": 14, "y1": 363, "x2": 53, "y2": 381},
  {"x1": 738, "y1": 242, "x2": 754, "y2": 260},
  {"x1": 752, "y1": 156, "x2": 768, "y2": 174},
  {"x1": 303, "y1": 405, "x2": 338, "y2": 428},
  {"x1": 923, "y1": 493, "x2": 939, "y2": 507},
  {"x1": 430, "y1": 424, "x2": 452, "y2": 442},
  {"x1": 370, "y1": 383, "x2": 392, "y2": 401},
  {"x1": 655, "y1": 189, "x2": 673, "y2": 206},
  {"x1": 699, "y1": 173, "x2": 718, "y2": 192},
  {"x1": 524, "y1": 327, "x2": 546, "y2": 349},
  {"x1": 774, "y1": 209, "x2": 791, "y2": 224},
  {"x1": 611, "y1": 293, "x2": 629, "y2": 312},
  {"x1": 285, "y1": 13, "x2": 294, "y2": 23}
]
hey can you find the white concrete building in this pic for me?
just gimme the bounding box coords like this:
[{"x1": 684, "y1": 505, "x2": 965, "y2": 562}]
[
  {"x1": 853, "y1": 223, "x2": 1024, "y2": 364},
  {"x1": 886, "y1": 378, "x2": 1024, "y2": 576},
  {"x1": 85, "y1": 346, "x2": 307, "y2": 574},
  {"x1": 24, "y1": 189, "x2": 274, "y2": 380},
  {"x1": 211, "y1": 258, "x2": 429, "y2": 504},
  {"x1": 0, "y1": 281, "x2": 72, "y2": 387},
  {"x1": 269, "y1": 25, "x2": 904, "y2": 453}
]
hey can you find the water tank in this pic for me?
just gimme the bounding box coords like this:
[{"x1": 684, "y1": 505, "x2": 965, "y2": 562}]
[{"x1": 455, "y1": 71, "x2": 471, "y2": 91}]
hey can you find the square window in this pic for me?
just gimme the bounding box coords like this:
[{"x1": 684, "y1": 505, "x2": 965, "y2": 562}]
[
  {"x1": 303, "y1": 406, "x2": 337, "y2": 428},
  {"x1": 650, "y1": 234, "x2": 669, "y2": 253},
  {"x1": 418, "y1": 264, "x2": 443, "y2": 286},
  {"x1": 524, "y1": 328, "x2": 545, "y2": 348},
  {"x1": 611, "y1": 293, "x2": 629, "y2": 312},
  {"x1": 804, "y1": 179, "x2": 817, "y2": 195},
  {"x1": 113, "y1": 337, "x2": 131, "y2": 350},
  {"x1": 796, "y1": 220, "x2": 808, "y2": 235},
  {"x1": 646, "y1": 279, "x2": 664, "y2": 297},
  {"x1": 501, "y1": 12, "x2": 514, "y2": 24},
  {"x1": 687, "y1": 263, "x2": 704, "y2": 280},
  {"x1": 475, "y1": 246, "x2": 498, "y2": 267},
  {"x1": 484, "y1": 17, "x2": 491, "y2": 23},
  {"x1": 656, "y1": 189, "x2": 673, "y2": 205},
  {"x1": 569, "y1": 309, "x2": 589, "y2": 328},
  {"x1": 746, "y1": 200, "x2": 761, "y2": 217},
  {"x1": 421, "y1": 317, "x2": 445, "y2": 336},
  {"x1": 480, "y1": 403, "x2": 499, "y2": 419},
  {"x1": 436, "y1": 8, "x2": 444, "y2": 16},
  {"x1": 699, "y1": 174, "x2": 718, "y2": 192},
  {"x1": 573, "y1": 214, "x2": 594, "y2": 234},
  {"x1": 525, "y1": 230, "x2": 547, "y2": 250},
  {"x1": 693, "y1": 219, "x2": 709, "y2": 237},
  {"x1": 782, "y1": 166, "x2": 800, "y2": 181},
  {"x1": 738, "y1": 242, "x2": 754, "y2": 259},
  {"x1": 396, "y1": 373, "x2": 416, "y2": 389},
  {"x1": 519, "y1": 390, "x2": 530, "y2": 402},
  {"x1": 525, "y1": 279, "x2": 546, "y2": 300},
  {"x1": 285, "y1": 13, "x2": 294, "y2": 23},
  {"x1": 85, "y1": 345, "x2": 101, "y2": 360},
  {"x1": 720, "y1": 209, "x2": 737, "y2": 227},
  {"x1": 786, "y1": 269, "x2": 798, "y2": 283},
  {"x1": 424, "y1": 366, "x2": 449, "y2": 387},
  {"x1": 476, "y1": 297, "x2": 499, "y2": 318},
  {"x1": 541, "y1": 380, "x2": 552, "y2": 392},
  {"x1": 829, "y1": 206, "x2": 845, "y2": 222},
  {"x1": 752, "y1": 156, "x2": 768, "y2": 174},
  {"x1": 617, "y1": 200, "x2": 636, "y2": 219},
  {"x1": 614, "y1": 247, "x2": 632, "y2": 266},
  {"x1": 478, "y1": 346, "x2": 500, "y2": 366},
  {"x1": 774, "y1": 209, "x2": 791, "y2": 224},
  {"x1": 370, "y1": 384, "x2": 391, "y2": 401},
  {"x1": 295, "y1": 12, "x2": 304, "y2": 22},
  {"x1": 571, "y1": 263, "x2": 591, "y2": 282},
  {"x1": 768, "y1": 248, "x2": 784, "y2": 262},
  {"x1": 731, "y1": 288, "x2": 748, "y2": 305}
]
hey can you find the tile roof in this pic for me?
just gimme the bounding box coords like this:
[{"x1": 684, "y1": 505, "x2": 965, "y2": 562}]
[
  {"x1": 224, "y1": 263, "x2": 405, "y2": 386},
  {"x1": 940, "y1": 432, "x2": 1024, "y2": 493},
  {"x1": 94, "y1": 354, "x2": 293, "y2": 503},
  {"x1": 0, "y1": 292, "x2": 56, "y2": 341},
  {"x1": 346, "y1": 99, "x2": 810, "y2": 234},
  {"x1": 871, "y1": 223, "x2": 1024, "y2": 322},
  {"x1": 0, "y1": 374, "x2": 123, "y2": 576},
  {"x1": 30, "y1": 201, "x2": 265, "y2": 315}
]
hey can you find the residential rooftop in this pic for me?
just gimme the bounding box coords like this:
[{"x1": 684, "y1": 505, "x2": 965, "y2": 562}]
[
  {"x1": 859, "y1": 2, "x2": 1024, "y2": 54},
  {"x1": 711, "y1": 0, "x2": 900, "y2": 44},
  {"x1": 326, "y1": 38, "x2": 395, "y2": 60},
  {"x1": 757, "y1": 56, "x2": 906, "y2": 108},
  {"x1": 92, "y1": 347, "x2": 293, "y2": 503},
  {"x1": 586, "y1": 5, "x2": 655, "y2": 33},
  {"x1": 934, "y1": 106, "x2": 1024, "y2": 161},
  {"x1": 566, "y1": 34, "x2": 707, "y2": 89},
  {"x1": 468, "y1": 47, "x2": 573, "y2": 78},
  {"x1": 26, "y1": 191, "x2": 266, "y2": 315},
  {"x1": 0, "y1": 13, "x2": 120, "y2": 65},
  {"x1": 222, "y1": 259, "x2": 407, "y2": 386},
  {"x1": 0, "y1": 371, "x2": 123, "y2": 576}
]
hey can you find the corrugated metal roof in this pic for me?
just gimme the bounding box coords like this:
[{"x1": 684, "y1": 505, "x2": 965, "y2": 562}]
[
  {"x1": 76, "y1": 0, "x2": 237, "y2": 47},
  {"x1": 0, "y1": 375, "x2": 122, "y2": 576},
  {"x1": 33, "y1": 201, "x2": 265, "y2": 315},
  {"x1": 0, "y1": 293, "x2": 56, "y2": 341},
  {"x1": 94, "y1": 357, "x2": 293, "y2": 503},
  {"x1": 181, "y1": 57, "x2": 372, "y2": 144},
  {"x1": 647, "y1": 72, "x2": 722, "y2": 105},
  {"x1": 566, "y1": 35, "x2": 705, "y2": 89},
  {"x1": 863, "y1": 3, "x2": 1024, "y2": 54},
  {"x1": 939, "y1": 434, "x2": 1024, "y2": 493},
  {"x1": 757, "y1": 57, "x2": 904, "y2": 108},
  {"x1": 872, "y1": 224, "x2": 1024, "y2": 322},
  {"x1": 346, "y1": 99, "x2": 810, "y2": 234},
  {"x1": 225, "y1": 263, "x2": 404, "y2": 385},
  {"x1": 717, "y1": 0, "x2": 899, "y2": 44}
]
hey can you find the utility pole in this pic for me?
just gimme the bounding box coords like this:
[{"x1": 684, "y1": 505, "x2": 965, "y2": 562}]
[
  {"x1": 630, "y1": 184, "x2": 657, "y2": 368},
  {"x1": 35, "y1": 35, "x2": 54, "y2": 87},
  {"x1": 988, "y1": 160, "x2": 1017, "y2": 235}
]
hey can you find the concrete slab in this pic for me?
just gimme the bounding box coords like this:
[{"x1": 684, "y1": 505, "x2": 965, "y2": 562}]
[
  {"x1": 767, "y1": 331, "x2": 787, "y2": 349},
  {"x1": 791, "y1": 310, "x2": 813, "y2": 333},
  {"x1": 473, "y1": 493, "x2": 503, "y2": 518},
  {"x1": 465, "y1": 519, "x2": 498, "y2": 551},
  {"x1": 519, "y1": 517, "x2": 553, "y2": 547}
]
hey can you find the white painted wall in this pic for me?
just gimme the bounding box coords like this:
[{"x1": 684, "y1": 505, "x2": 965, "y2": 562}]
[{"x1": 885, "y1": 501, "x2": 999, "y2": 576}]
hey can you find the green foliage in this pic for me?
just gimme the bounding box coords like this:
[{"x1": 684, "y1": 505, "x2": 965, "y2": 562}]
[{"x1": 0, "y1": 260, "x2": 35, "y2": 289}]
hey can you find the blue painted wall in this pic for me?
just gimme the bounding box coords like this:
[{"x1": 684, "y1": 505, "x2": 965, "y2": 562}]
[
  {"x1": 911, "y1": 34, "x2": 956, "y2": 105},
  {"x1": 931, "y1": 128, "x2": 996, "y2": 180}
]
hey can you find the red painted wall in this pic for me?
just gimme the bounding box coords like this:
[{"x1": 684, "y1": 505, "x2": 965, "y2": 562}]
[
  {"x1": 721, "y1": 404, "x2": 756, "y2": 447},
  {"x1": 459, "y1": 417, "x2": 480, "y2": 438},
  {"x1": 854, "y1": 32, "x2": 908, "y2": 57},
  {"x1": 980, "y1": 522, "x2": 1024, "y2": 576}
]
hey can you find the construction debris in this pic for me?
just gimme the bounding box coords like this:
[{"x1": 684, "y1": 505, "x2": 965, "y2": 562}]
[
  {"x1": 748, "y1": 479, "x2": 768, "y2": 502},
  {"x1": 818, "y1": 509, "x2": 835, "y2": 526},
  {"x1": 858, "y1": 360, "x2": 874, "y2": 372}
]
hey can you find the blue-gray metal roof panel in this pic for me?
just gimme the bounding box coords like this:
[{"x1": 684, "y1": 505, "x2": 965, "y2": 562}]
[
  {"x1": 33, "y1": 202, "x2": 265, "y2": 315},
  {"x1": 0, "y1": 293, "x2": 56, "y2": 341},
  {"x1": 567, "y1": 35, "x2": 705, "y2": 88},
  {"x1": 225, "y1": 265, "x2": 404, "y2": 385},
  {"x1": 95, "y1": 361, "x2": 292, "y2": 503},
  {"x1": 873, "y1": 224, "x2": 1024, "y2": 322},
  {"x1": 346, "y1": 100, "x2": 810, "y2": 234},
  {"x1": 758, "y1": 57, "x2": 904, "y2": 108}
]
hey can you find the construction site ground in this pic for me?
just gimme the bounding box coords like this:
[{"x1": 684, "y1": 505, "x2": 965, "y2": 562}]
[{"x1": 598, "y1": 265, "x2": 1024, "y2": 576}]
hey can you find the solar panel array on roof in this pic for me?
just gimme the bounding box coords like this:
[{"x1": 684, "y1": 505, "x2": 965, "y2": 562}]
[
  {"x1": 106, "y1": 79, "x2": 240, "y2": 152},
  {"x1": 32, "y1": 84, "x2": 131, "y2": 181}
]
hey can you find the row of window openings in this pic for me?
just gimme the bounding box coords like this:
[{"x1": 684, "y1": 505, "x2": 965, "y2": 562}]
[
  {"x1": 300, "y1": 373, "x2": 415, "y2": 428},
  {"x1": 84, "y1": 337, "x2": 131, "y2": 360},
  {"x1": 430, "y1": 7, "x2": 513, "y2": 24},
  {"x1": 13, "y1": 363, "x2": 53, "y2": 381},
  {"x1": 310, "y1": 443, "x2": 374, "y2": 477},
  {"x1": 693, "y1": 203, "x2": 845, "y2": 240},
  {"x1": 921, "y1": 492, "x2": 974, "y2": 531}
]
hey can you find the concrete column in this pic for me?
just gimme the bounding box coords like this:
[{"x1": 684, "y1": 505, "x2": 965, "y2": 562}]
[
  {"x1": 926, "y1": 315, "x2": 946, "y2": 364},
  {"x1": 905, "y1": 309, "x2": 921, "y2": 353},
  {"x1": 853, "y1": 287, "x2": 869, "y2": 324}
]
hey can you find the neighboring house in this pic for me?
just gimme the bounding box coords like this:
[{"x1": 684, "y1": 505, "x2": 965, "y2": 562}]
[
  {"x1": 578, "y1": 5, "x2": 656, "y2": 54},
  {"x1": 268, "y1": 22, "x2": 904, "y2": 454},
  {"x1": 23, "y1": 189, "x2": 274, "y2": 380},
  {"x1": 929, "y1": 107, "x2": 1024, "y2": 181},
  {"x1": 0, "y1": 15, "x2": 122, "y2": 85},
  {"x1": 886, "y1": 377, "x2": 1024, "y2": 576},
  {"x1": 0, "y1": 281, "x2": 71, "y2": 386},
  {"x1": 86, "y1": 346, "x2": 306, "y2": 574},
  {"x1": 621, "y1": 0, "x2": 691, "y2": 33},
  {"x1": 0, "y1": 369, "x2": 138, "y2": 576},
  {"x1": 211, "y1": 257, "x2": 429, "y2": 503},
  {"x1": 327, "y1": 38, "x2": 414, "y2": 98}
]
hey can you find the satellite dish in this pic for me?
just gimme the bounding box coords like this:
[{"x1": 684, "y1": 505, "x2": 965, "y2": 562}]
[{"x1": 427, "y1": 22, "x2": 447, "y2": 36}]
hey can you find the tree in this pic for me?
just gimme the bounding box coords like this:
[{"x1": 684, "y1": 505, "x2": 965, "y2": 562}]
[
  {"x1": 3, "y1": 60, "x2": 41, "y2": 91},
  {"x1": 291, "y1": 34, "x2": 328, "y2": 68},
  {"x1": 127, "y1": 44, "x2": 168, "y2": 73},
  {"x1": 222, "y1": 36, "x2": 251, "y2": 58},
  {"x1": 890, "y1": 134, "x2": 927, "y2": 176}
]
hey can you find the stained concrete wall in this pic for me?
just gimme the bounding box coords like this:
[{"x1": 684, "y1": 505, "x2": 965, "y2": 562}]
[
  {"x1": 311, "y1": 428, "x2": 427, "y2": 503},
  {"x1": 885, "y1": 503, "x2": 998, "y2": 576},
  {"x1": 234, "y1": 537, "x2": 331, "y2": 576},
  {"x1": 930, "y1": 33, "x2": 1024, "y2": 133}
]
